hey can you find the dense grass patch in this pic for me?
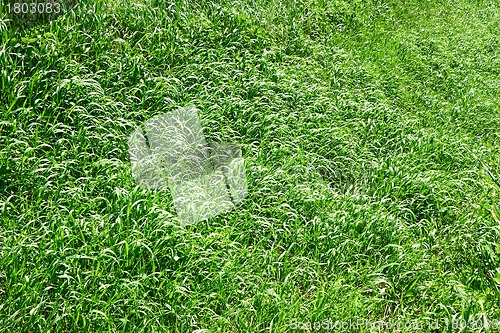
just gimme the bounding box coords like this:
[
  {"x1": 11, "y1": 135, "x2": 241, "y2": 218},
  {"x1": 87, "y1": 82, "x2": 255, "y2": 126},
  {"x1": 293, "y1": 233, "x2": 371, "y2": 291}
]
[{"x1": 1, "y1": 0, "x2": 499, "y2": 331}]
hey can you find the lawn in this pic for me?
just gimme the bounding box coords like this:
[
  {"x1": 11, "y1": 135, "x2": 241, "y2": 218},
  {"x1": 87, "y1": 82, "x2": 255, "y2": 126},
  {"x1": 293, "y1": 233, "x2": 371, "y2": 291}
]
[{"x1": 1, "y1": 0, "x2": 499, "y2": 331}]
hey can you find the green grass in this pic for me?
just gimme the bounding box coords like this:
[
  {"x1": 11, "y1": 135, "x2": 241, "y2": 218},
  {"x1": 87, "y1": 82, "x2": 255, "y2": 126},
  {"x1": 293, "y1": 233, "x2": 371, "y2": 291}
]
[{"x1": 1, "y1": 0, "x2": 499, "y2": 331}]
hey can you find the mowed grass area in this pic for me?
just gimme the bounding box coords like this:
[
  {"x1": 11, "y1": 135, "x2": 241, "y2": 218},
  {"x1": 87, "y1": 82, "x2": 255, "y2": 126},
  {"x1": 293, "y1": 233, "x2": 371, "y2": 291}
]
[{"x1": 1, "y1": 0, "x2": 499, "y2": 331}]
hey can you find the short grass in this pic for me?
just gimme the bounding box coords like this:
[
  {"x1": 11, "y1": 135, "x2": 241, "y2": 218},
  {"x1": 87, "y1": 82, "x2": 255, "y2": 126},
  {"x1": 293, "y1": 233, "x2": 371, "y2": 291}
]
[{"x1": 1, "y1": 0, "x2": 499, "y2": 331}]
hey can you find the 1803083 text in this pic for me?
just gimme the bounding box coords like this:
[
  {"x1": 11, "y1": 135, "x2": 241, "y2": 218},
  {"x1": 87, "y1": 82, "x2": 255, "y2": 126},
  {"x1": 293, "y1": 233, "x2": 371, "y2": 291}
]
[{"x1": 5, "y1": 1, "x2": 62, "y2": 14}]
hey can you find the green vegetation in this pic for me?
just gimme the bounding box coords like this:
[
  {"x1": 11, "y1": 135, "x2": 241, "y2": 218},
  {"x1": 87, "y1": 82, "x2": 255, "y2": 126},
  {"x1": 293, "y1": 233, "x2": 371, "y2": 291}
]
[{"x1": 1, "y1": 0, "x2": 499, "y2": 331}]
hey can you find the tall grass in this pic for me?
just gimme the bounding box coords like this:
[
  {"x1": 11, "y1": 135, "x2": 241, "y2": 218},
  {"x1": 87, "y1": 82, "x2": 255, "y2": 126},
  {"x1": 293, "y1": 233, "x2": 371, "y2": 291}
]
[{"x1": 1, "y1": 0, "x2": 499, "y2": 331}]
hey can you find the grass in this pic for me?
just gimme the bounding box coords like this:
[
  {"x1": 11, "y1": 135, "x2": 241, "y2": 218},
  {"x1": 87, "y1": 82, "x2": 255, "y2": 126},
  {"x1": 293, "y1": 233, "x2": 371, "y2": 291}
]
[{"x1": 0, "y1": 0, "x2": 499, "y2": 331}]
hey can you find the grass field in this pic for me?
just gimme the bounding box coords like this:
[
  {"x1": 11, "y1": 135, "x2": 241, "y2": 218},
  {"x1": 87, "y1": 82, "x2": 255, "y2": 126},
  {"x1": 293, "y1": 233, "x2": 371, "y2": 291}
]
[{"x1": 1, "y1": 0, "x2": 499, "y2": 331}]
